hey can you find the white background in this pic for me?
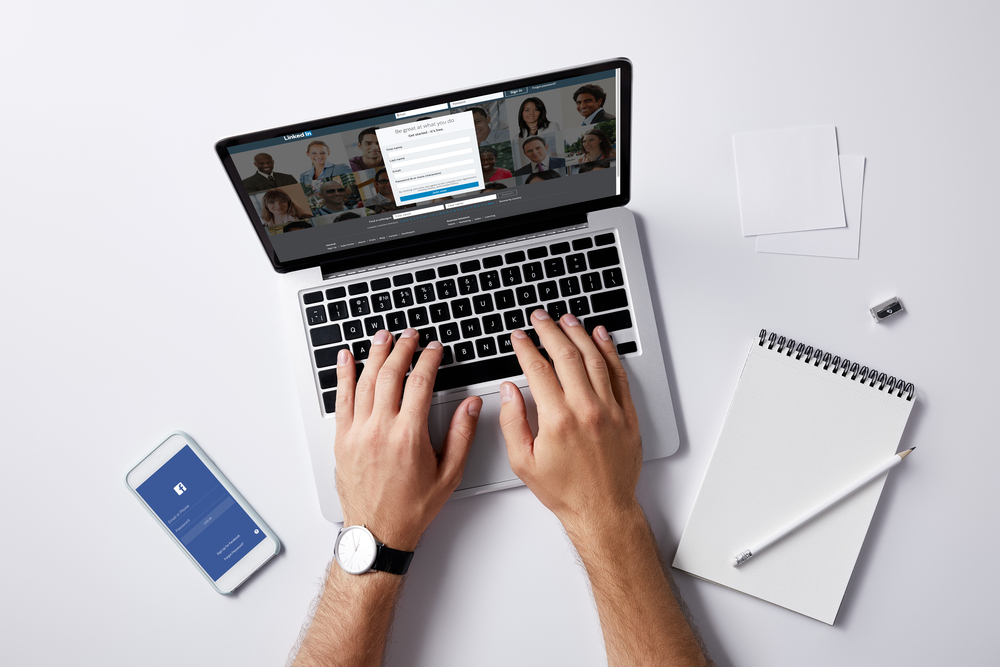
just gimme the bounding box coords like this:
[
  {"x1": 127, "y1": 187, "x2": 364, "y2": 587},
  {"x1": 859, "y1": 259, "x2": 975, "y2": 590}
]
[{"x1": 2, "y1": 1, "x2": 998, "y2": 665}]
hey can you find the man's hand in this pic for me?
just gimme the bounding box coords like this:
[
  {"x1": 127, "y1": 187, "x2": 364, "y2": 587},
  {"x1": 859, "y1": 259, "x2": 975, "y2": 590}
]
[
  {"x1": 499, "y1": 310, "x2": 642, "y2": 534},
  {"x1": 334, "y1": 328, "x2": 482, "y2": 551}
]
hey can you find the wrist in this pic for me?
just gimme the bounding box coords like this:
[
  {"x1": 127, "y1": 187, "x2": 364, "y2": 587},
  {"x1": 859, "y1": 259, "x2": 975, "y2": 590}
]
[
  {"x1": 561, "y1": 497, "x2": 646, "y2": 550},
  {"x1": 340, "y1": 515, "x2": 422, "y2": 553}
]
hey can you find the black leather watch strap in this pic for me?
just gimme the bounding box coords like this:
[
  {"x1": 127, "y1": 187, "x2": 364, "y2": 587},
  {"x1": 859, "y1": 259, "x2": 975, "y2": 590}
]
[{"x1": 372, "y1": 543, "x2": 414, "y2": 575}]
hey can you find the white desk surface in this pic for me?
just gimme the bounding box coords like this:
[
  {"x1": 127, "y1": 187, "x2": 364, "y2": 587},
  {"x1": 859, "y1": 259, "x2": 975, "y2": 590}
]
[{"x1": 2, "y1": 2, "x2": 997, "y2": 664}]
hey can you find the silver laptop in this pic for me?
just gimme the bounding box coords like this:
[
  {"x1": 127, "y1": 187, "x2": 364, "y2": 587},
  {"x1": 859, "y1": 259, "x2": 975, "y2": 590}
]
[{"x1": 216, "y1": 59, "x2": 678, "y2": 523}]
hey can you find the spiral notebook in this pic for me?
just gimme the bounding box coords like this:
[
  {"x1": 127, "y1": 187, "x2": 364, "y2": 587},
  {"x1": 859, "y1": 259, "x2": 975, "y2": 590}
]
[{"x1": 672, "y1": 330, "x2": 915, "y2": 625}]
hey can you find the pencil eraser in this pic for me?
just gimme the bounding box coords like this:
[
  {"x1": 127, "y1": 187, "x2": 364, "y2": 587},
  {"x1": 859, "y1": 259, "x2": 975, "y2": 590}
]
[{"x1": 870, "y1": 297, "x2": 904, "y2": 323}]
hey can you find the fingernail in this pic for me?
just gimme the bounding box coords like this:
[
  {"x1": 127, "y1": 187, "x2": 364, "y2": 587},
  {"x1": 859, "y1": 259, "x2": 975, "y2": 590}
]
[
  {"x1": 499, "y1": 383, "x2": 514, "y2": 404},
  {"x1": 512, "y1": 330, "x2": 528, "y2": 339},
  {"x1": 562, "y1": 313, "x2": 581, "y2": 327},
  {"x1": 532, "y1": 309, "x2": 550, "y2": 321},
  {"x1": 373, "y1": 330, "x2": 391, "y2": 345},
  {"x1": 468, "y1": 397, "x2": 482, "y2": 418},
  {"x1": 401, "y1": 328, "x2": 417, "y2": 338},
  {"x1": 426, "y1": 340, "x2": 442, "y2": 350},
  {"x1": 596, "y1": 326, "x2": 610, "y2": 341},
  {"x1": 338, "y1": 349, "x2": 349, "y2": 366}
]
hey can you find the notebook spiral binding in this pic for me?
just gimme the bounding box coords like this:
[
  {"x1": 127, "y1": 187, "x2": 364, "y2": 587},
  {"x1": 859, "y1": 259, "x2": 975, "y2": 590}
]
[{"x1": 758, "y1": 329, "x2": 914, "y2": 401}]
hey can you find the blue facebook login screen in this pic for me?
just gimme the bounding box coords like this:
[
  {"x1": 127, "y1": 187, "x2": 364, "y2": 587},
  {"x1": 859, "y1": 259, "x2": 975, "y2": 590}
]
[{"x1": 137, "y1": 445, "x2": 265, "y2": 581}]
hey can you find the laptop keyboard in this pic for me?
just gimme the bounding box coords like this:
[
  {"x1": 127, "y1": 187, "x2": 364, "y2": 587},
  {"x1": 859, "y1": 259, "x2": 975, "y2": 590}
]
[{"x1": 301, "y1": 231, "x2": 636, "y2": 414}]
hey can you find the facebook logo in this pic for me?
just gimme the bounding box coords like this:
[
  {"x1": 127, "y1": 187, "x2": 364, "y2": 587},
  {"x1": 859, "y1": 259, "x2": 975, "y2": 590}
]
[{"x1": 174, "y1": 482, "x2": 186, "y2": 495}]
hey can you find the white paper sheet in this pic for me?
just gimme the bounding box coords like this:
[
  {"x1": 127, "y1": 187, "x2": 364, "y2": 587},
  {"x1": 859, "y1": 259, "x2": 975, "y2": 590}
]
[
  {"x1": 734, "y1": 126, "x2": 846, "y2": 236},
  {"x1": 756, "y1": 156, "x2": 866, "y2": 259}
]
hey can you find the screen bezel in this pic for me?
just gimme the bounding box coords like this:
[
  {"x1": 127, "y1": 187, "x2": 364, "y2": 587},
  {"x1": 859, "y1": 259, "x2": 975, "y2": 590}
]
[
  {"x1": 126, "y1": 432, "x2": 280, "y2": 594},
  {"x1": 215, "y1": 58, "x2": 631, "y2": 274}
]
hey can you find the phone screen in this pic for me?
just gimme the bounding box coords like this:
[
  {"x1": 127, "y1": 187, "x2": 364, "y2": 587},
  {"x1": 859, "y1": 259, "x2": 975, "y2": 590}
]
[{"x1": 136, "y1": 445, "x2": 266, "y2": 580}]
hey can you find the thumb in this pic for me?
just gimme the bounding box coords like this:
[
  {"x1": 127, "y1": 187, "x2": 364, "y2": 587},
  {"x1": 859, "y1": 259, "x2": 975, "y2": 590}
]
[
  {"x1": 439, "y1": 396, "x2": 481, "y2": 489},
  {"x1": 498, "y1": 382, "x2": 534, "y2": 476}
]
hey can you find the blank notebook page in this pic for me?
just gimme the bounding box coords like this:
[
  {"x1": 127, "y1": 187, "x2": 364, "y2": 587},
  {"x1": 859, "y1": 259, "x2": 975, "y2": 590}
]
[{"x1": 672, "y1": 337, "x2": 914, "y2": 624}]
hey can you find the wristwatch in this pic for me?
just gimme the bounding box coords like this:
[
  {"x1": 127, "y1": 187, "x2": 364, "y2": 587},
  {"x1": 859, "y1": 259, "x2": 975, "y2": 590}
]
[{"x1": 334, "y1": 525, "x2": 414, "y2": 575}]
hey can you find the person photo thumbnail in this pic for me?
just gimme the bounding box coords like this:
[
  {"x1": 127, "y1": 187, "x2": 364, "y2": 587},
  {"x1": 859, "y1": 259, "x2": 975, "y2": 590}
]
[
  {"x1": 241, "y1": 152, "x2": 297, "y2": 192},
  {"x1": 513, "y1": 136, "x2": 566, "y2": 177},
  {"x1": 299, "y1": 139, "x2": 352, "y2": 190},
  {"x1": 348, "y1": 127, "x2": 384, "y2": 172},
  {"x1": 254, "y1": 186, "x2": 313, "y2": 232}
]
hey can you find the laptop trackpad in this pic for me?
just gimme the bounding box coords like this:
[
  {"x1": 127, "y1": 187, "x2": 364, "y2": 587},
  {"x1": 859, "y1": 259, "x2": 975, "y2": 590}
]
[{"x1": 428, "y1": 387, "x2": 537, "y2": 492}]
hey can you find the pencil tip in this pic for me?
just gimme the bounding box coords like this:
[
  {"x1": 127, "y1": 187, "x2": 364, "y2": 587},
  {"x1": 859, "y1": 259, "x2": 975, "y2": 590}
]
[{"x1": 898, "y1": 447, "x2": 916, "y2": 460}]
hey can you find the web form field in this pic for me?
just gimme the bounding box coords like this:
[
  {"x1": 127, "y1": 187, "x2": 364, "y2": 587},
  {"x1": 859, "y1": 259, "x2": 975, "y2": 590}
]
[{"x1": 376, "y1": 112, "x2": 484, "y2": 206}]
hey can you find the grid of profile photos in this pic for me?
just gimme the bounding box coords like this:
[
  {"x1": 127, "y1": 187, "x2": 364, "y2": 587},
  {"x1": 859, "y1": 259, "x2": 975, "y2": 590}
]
[{"x1": 231, "y1": 76, "x2": 618, "y2": 237}]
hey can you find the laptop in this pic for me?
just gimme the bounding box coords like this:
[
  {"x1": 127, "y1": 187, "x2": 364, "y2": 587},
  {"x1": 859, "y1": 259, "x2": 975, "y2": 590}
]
[{"x1": 216, "y1": 58, "x2": 679, "y2": 523}]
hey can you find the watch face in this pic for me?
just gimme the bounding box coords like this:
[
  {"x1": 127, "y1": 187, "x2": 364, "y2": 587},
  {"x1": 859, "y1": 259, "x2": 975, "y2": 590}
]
[{"x1": 336, "y1": 526, "x2": 377, "y2": 574}]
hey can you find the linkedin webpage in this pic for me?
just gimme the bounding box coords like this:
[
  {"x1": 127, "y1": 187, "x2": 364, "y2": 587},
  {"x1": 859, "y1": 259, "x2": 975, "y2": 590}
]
[{"x1": 229, "y1": 68, "x2": 621, "y2": 263}]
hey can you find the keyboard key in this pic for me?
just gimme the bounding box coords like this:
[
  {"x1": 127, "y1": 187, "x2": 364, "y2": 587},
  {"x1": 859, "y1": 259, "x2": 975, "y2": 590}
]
[
  {"x1": 314, "y1": 345, "x2": 345, "y2": 368},
  {"x1": 386, "y1": 311, "x2": 407, "y2": 331},
  {"x1": 550, "y1": 241, "x2": 571, "y2": 255},
  {"x1": 414, "y1": 284, "x2": 435, "y2": 303},
  {"x1": 479, "y1": 270, "x2": 501, "y2": 290},
  {"x1": 581, "y1": 272, "x2": 602, "y2": 293},
  {"x1": 594, "y1": 232, "x2": 615, "y2": 246},
  {"x1": 371, "y1": 278, "x2": 391, "y2": 290},
  {"x1": 451, "y1": 298, "x2": 472, "y2": 318},
  {"x1": 483, "y1": 313, "x2": 503, "y2": 333},
  {"x1": 538, "y1": 281, "x2": 558, "y2": 301},
  {"x1": 617, "y1": 341, "x2": 638, "y2": 355},
  {"x1": 497, "y1": 333, "x2": 514, "y2": 353},
  {"x1": 505, "y1": 250, "x2": 526, "y2": 264},
  {"x1": 547, "y1": 301, "x2": 568, "y2": 320},
  {"x1": 566, "y1": 254, "x2": 587, "y2": 273},
  {"x1": 363, "y1": 316, "x2": 384, "y2": 337},
  {"x1": 393, "y1": 273, "x2": 413, "y2": 286},
  {"x1": 482, "y1": 255, "x2": 503, "y2": 268},
  {"x1": 559, "y1": 276, "x2": 581, "y2": 297},
  {"x1": 433, "y1": 354, "x2": 523, "y2": 391},
  {"x1": 501, "y1": 266, "x2": 523, "y2": 286},
  {"x1": 516, "y1": 285, "x2": 538, "y2": 306},
  {"x1": 435, "y1": 279, "x2": 457, "y2": 299},
  {"x1": 304, "y1": 291, "x2": 323, "y2": 304},
  {"x1": 583, "y1": 309, "x2": 633, "y2": 335},
  {"x1": 392, "y1": 288, "x2": 414, "y2": 308},
  {"x1": 429, "y1": 302, "x2": 451, "y2": 323},
  {"x1": 461, "y1": 318, "x2": 482, "y2": 338},
  {"x1": 352, "y1": 340, "x2": 371, "y2": 360},
  {"x1": 544, "y1": 257, "x2": 566, "y2": 278},
  {"x1": 587, "y1": 246, "x2": 620, "y2": 269},
  {"x1": 458, "y1": 275, "x2": 479, "y2": 294},
  {"x1": 439, "y1": 322, "x2": 461, "y2": 342},
  {"x1": 326, "y1": 286, "x2": 346, "y2": 299},
  {"x1": 328, "y1": 301, "x2": 349, "y2": 320},
  {"x1": 306, "y1": 306, "x2": 327, "y2": 325},
  {"x1": 523, "y1": 262, "x2": 544, "y2": 282},
  {"x1": 527, "y1": 246, "x2": 548, "y2": 259},
  {"x1": 416, "y1": 268, "x2": 436, "y2": 281},
  {"x1": 495, "y1": 289, "x2": 516, "y2": 310},
  {"x1": 460, "y1": 259, "x2": 481, "y2": 273},
  {"x1": 441, "y1": 345, "x2": 454, "y2": 365},
  {"x1": 476, "y1": 337, "x2": 498, "y2": 357},
  {"x1": 591, "y1": 288, "x2": 629, "y2": 313},
  {"x1": 322, "y1": 390, "x2": 337, "y2": 414},
  {"x1": 473, "y1": 293, "x2": 495, "y2": 314},
  {"x1": 350, "y1": 296, "x2": 370, "y2": 317},
  {"x1": 407, "y1": 306, "x2": 429, "y2": 327},
  {"x1": 319, "y1": 366, "x2": 340, "y2": 389},
  {"x1": 572, "y1": 237, "x2": 593, "y2": 251},
  {"x1": 454, "y1": 341, "x2": 476, "y2": 362},
  {"x1": 504, "y1": 310, "x2": 526, "y2": 330},
  {"x1": 311, "y1": 324, "x2": 343, "y2": 347},
  {"x1": 438, "y1": 264, "x2": 458, "y2": 277},
  {"x1": 418, "y1": 327, "x2": 437, "y2": 347},
  {"x1": 602, "y1": 267, "x2": 624, "y2": 288},
  {"x1": 569, "y1": 297, "x2": 590, "y2": 317},
  {"x1": 343, "y1": 320, "x2": 364, "y2": 339},
  {"x1": 348, "y1": 282, "x2": 368, "y2": 295},
  {"x1": 524, "y1": 329, "x2": 541, "y2": 347},
  {"x1": 372, "y1": 292, "x2": 392, "y2": 312}
]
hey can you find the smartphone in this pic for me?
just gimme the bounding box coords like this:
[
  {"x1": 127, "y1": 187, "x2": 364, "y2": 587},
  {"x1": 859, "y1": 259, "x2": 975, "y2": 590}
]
[{"x1": 126, "y1": 431, "x2": 280, "y2": 594}]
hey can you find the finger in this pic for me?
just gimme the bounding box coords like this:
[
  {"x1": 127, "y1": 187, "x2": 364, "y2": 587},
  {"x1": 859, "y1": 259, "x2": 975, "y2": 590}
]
[
  {"x1": 438, "y1": 396, "x2": 482, "y2": 490},
  {"x1": 557, "y1": 313, "x2": 616, "y2": 403},
  {"x1": 371, "y1": 328, "x2": 419, "y2": 416},
  {"x1": 353, "y1": 330, "x2": 394, "y2": 422},
  {"x1": 592, "y1": 325, "x2": 635, "y2": 412},
  {"x1": 400, "y1": 340, "x2": 443, "y2": 419},
  {"x1": 498, "y1": 382, "x2": 534, "y2": 478},
  {"x1": 529, "y1": 309, "x2": 594, "y2": 402},
  {"x1": 335, "y1": 348, "x2": 356, "y2": 433},
  {"x1": 510, "y1": 328, "x2": 562, "y2": 408}
]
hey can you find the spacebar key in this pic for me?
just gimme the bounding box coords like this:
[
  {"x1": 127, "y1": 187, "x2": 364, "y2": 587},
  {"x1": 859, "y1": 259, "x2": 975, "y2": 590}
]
[{"x1": 434, "y1": 355, "x2": 524, "y2": 392}]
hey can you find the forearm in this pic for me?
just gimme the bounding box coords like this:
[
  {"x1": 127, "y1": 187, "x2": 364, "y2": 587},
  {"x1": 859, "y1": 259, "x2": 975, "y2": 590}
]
[
  {"x1": 566, "y1": 502, "x2": 710, "y2": 667},
  {"x1": 292, "y1": 564, "x2": 403, "y2": 667}
]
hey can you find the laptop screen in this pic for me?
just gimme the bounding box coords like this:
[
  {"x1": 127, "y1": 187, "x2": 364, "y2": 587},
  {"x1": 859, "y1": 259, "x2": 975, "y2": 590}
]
[{"x1": 216, "y1": 59, "x2": 630, "y2": 273}]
